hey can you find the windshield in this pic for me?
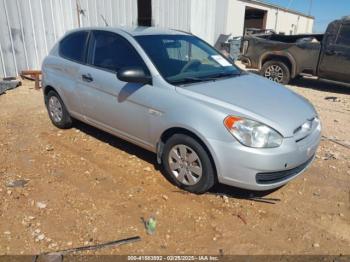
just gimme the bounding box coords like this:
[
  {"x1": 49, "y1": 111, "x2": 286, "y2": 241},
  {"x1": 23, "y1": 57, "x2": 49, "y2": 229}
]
[{"x1": 135, "y1": 34, "x2": 241, "y2": 85}]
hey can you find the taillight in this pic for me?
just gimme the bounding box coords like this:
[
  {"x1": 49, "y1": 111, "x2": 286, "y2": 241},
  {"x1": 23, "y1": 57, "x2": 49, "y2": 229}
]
[{"x1": 242, "y1": 40, "x2": 249, "y2": 55}]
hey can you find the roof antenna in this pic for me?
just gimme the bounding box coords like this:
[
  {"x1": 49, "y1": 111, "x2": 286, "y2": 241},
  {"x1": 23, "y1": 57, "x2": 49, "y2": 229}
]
[{"x1": 100, "y1": 15, "x2": 109, "y2": 26}]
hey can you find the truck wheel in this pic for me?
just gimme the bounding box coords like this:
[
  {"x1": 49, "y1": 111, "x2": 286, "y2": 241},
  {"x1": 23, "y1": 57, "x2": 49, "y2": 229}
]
[
  {"x1": 162, "y1": 134, "x2": 216, "y2": 194},
  {"x1": 261, "y1": 60, "x2": 291, "y2": 84}
]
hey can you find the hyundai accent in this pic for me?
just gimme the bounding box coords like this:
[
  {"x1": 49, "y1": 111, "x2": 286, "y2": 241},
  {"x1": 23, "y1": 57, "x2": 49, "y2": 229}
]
[{"x1": 42, "y1": 27, "x2": 321, "y2": 193}]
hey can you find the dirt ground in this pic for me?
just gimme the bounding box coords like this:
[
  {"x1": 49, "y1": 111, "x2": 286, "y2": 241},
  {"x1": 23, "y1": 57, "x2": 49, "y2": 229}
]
[{"x1": 0, "y1": 75, "x2": 349, "y2": 256}]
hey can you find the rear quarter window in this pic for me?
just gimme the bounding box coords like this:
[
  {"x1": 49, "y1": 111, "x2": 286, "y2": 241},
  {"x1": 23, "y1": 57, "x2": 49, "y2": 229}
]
[
  {"x1": 59, "y1": 31, "x2": 89, "y2": 63},
  {"x1": 336, "y1": 24, "x2": 350, "y2": 46}
]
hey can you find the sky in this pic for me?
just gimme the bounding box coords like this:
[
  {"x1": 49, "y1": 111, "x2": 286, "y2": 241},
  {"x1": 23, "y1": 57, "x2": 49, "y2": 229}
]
[{"x1": 263, "y1": 0, "x2": 350, "y2": 33}]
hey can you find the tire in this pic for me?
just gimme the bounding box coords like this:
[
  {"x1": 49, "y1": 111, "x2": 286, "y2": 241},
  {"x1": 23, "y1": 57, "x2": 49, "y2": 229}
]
[
  {"x1": 45, "y1": 90, "x2": 73, "y2": 129},
  {"x1": 261, "y1": 60, "x2": 291, "y2": 84},
  {"x1": 162, "y1": 134, "x2": 216, "y2": 194}
]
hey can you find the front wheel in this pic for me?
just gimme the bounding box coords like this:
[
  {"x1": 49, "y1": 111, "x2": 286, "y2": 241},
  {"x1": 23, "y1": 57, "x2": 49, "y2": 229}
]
[
  {"x1": 162, "y1": 134, "x2": 216, "y2": 194},
  {"x1": 261, "y1": 60, "x2": 291, "y2": 84}
]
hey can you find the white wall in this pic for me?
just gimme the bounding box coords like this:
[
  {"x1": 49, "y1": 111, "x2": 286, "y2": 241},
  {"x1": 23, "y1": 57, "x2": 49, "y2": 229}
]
[
  {"x1": 152, "y1": 0, "x2": 229, "y2": 45},
  {"x1": 190, "y1": 0, "x2": 229, "y2": 45},
  {"x1": 0, "y1": 0, "x2": 78, "y2": 77},
  {"x1": 79, "y1": 0, "x2": 138, "y2": 27},
  {"x1": 226, "y1": 0, "x2": 245, "y2": 37},
  {"x1": 225, "y1": 0, "x2": 314, "y2": 37},
  {"x1": 0, "y1": 0, "x2": 138, "y2": 77},
  {"x1": 273, "y1": 9, "x2": 314, "y2": 35},
  {"x1": 0, "y1": 0, "x2": 315, "y2": 77},
  {"x1": 152, "y1": 0, "x2": 191, "y2": 31}
]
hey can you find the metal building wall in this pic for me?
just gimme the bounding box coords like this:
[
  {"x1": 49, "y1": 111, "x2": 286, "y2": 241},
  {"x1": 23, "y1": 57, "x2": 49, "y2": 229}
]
[
  {"x1": 228, "y1": 0, "x2": 314, "y2": 37},
  {"x1": 0, "y1": 0, "x2": 137, "y2": 78},
  {"x1": 190, "y1": 0, "x2": 229, "y2": 45},
  {"x1": 152, "y1": 0, "x2": 191, "y2": 32},
  {"x1": 78, "y1": 0, "x2": 138, "y2": 28},
  {"x1": 152, "y1": 0, "x2": 228, "y2": 45},
  {"x1": 239, "y1": 0, "x2": 314, "y2": 35}
]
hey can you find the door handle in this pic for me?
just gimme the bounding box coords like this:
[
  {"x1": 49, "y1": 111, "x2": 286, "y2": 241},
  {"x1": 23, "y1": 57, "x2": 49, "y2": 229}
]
[{"x1": 82, "y1": 73, "x2": 93, "y2": 82}]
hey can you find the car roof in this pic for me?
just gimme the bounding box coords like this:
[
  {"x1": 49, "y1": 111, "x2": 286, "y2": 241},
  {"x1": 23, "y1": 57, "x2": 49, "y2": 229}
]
[{"x1": 65, "y1": 26, "x2": 190, "y2": 37}]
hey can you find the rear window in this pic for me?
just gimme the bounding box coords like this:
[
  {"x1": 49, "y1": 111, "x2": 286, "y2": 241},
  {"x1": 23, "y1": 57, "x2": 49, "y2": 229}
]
[
  {"x1": 336, "y1": 24, "x2": 350, "y2": 46},
  {"x1": 59, "y1": 31, "x2": 88, "y2": 63}
]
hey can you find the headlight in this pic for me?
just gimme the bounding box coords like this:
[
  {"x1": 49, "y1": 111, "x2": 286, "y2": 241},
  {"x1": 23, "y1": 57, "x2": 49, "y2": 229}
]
[{"x1": 224, "y1": 116, "x2": 283, "y2": 148}]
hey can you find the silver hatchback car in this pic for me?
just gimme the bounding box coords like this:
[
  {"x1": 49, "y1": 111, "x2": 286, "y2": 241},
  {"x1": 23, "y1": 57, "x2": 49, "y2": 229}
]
[{"x1": 42, "y1": 27, "x2": 321, "y2": 194}]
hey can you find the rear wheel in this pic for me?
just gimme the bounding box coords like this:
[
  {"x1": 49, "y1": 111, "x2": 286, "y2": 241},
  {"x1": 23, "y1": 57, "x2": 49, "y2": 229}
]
[
  {"x1": 162, "y1": 134, "x2": 215, "y2": 194},
  {"x1": 261, "y1": 60, "x2": 291, "y2": 84},
  {"x1": 45, "y1": 90, "x2": 73, "y2": 129}
]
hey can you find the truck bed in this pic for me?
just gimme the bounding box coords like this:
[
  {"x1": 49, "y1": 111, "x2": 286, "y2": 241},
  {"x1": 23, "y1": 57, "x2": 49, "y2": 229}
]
[
  {"x1": 242, "y1": 33, "x2": 324, "y2": 76},
  {"x1": 257, "y1": 33, "x2": 324, "y2": 43}
]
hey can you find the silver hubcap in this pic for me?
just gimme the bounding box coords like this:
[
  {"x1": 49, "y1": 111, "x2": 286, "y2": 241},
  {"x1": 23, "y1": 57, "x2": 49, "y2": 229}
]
[
  {"x1": 48, "y1": 96, "x2": 63, "y2": 123},
  {"x1": 168, "y1": 144, "x2": 202, "y2": 186},
  {"x1": 265, "y1": 65, "x2": 284, "y2": 83}
]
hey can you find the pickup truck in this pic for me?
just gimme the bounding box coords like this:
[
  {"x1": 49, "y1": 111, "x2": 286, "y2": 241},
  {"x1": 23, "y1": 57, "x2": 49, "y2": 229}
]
[{"x1": 240, "y1": 17, "x2": 350, "y2": 85}]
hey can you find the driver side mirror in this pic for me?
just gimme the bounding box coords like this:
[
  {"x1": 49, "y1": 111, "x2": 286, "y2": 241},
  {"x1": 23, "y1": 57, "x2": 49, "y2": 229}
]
[{"x1": 117, "y1": 67, "x2": 152, "y2": 84}]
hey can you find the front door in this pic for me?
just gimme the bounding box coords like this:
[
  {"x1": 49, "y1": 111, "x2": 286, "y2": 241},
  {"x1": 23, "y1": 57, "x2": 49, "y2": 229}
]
[
  {"x1": 76, "y1": 30, "x2": 154, "y2": 148},
  {"x1": 318, "y1": 22, "x2": 350, "y2": 83}
]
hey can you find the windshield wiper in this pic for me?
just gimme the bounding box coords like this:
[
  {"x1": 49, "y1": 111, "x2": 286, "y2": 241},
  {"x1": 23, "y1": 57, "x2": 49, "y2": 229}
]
[
  {"x1": 170, "y1": 77, "x2": 217, "y2": 85},
  {"x1": 207, "y1": 71, "x2": 242, "y2": 79},
  {"x1": 169, "y1": 72, "x2": 242, "y2": 86}
]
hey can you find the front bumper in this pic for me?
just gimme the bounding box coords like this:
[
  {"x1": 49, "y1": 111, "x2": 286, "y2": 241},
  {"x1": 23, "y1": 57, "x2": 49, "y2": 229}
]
[{"x1": 208, "y1": 122, "x2": 321, "y2": 191}]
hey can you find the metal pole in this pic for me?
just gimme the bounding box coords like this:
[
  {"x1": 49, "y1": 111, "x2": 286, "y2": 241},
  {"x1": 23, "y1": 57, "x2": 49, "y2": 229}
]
[
  {"x1": 76, "y1": 0, "x2": 81, "y2": 27},
  {"x1": 308, "y1": 0, "x2": 313, "y2": 16}
]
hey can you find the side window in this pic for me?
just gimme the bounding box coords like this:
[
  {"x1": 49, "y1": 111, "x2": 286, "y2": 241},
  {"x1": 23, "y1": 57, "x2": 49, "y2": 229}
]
[
  {"x1": 336, "y1": 24, "x2": 350, "y2": 46},
  {"x1": 164, "y1": 40, "x2": 190, "y2": 61},
  {"x1": 90, "y1": 31, "x2": 148, "y2": 73},
  {"x1": 59, "y1": 31, "x2": 88, "y2": 63}
]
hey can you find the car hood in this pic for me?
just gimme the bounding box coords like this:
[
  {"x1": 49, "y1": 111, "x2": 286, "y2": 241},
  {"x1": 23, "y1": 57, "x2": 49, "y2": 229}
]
[{"x1": 176, "y1": 73, "x2": 317, "y2": 137}]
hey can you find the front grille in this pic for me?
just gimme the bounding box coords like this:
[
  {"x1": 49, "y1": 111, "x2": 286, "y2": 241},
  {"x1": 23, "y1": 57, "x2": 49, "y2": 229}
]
[{"x1": 256, "y1": 156, "x2": 314, "y2": 184}]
